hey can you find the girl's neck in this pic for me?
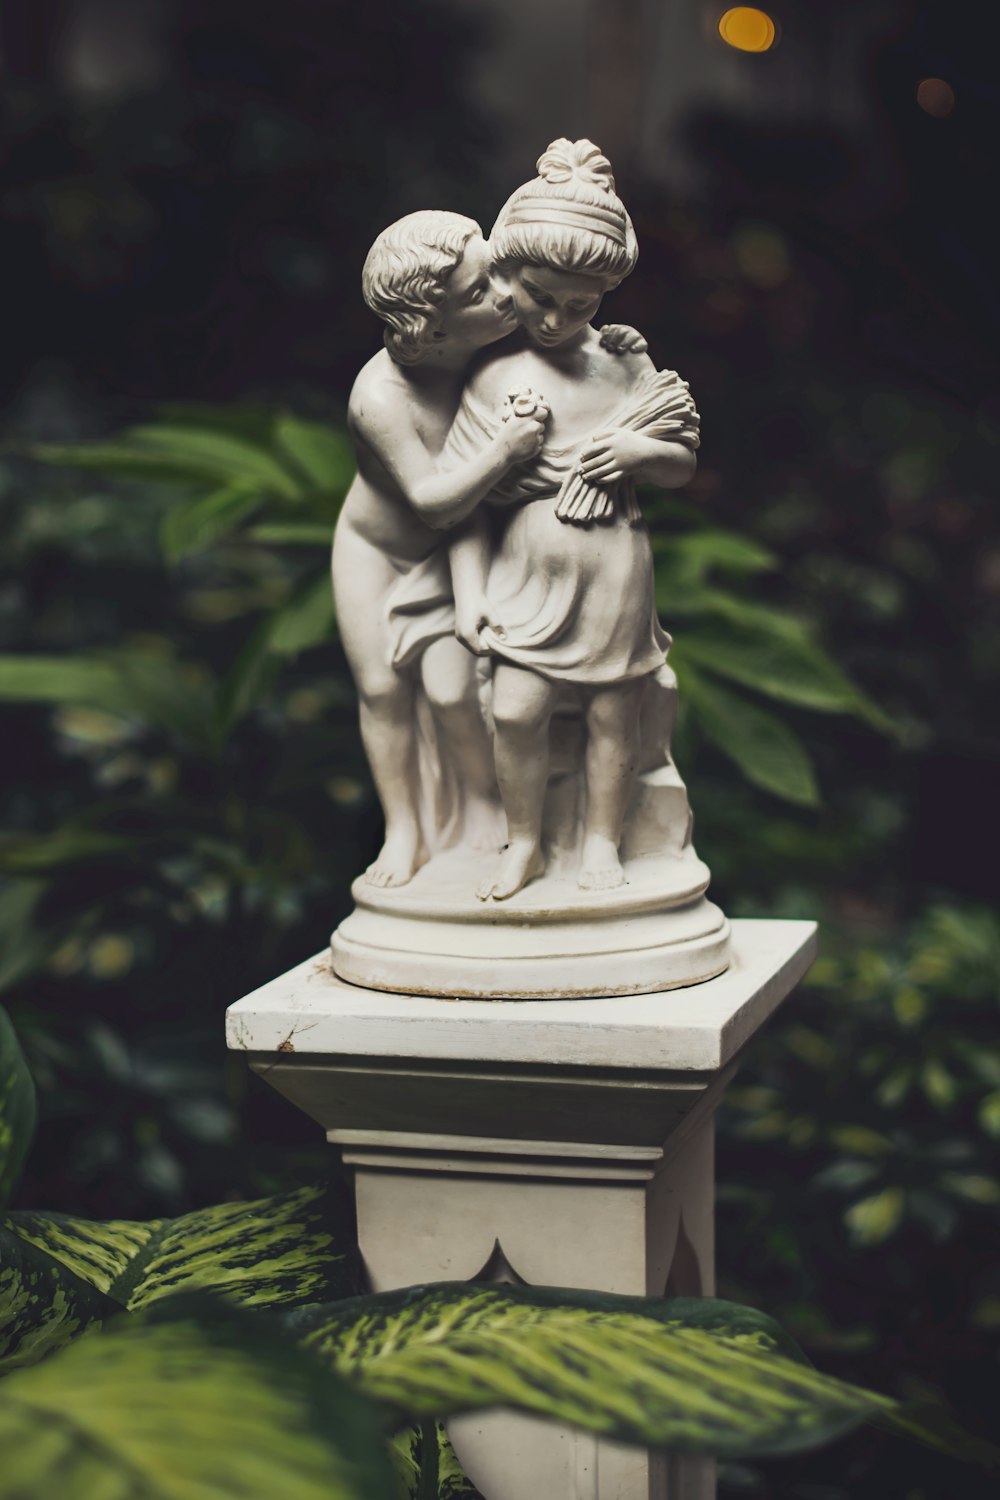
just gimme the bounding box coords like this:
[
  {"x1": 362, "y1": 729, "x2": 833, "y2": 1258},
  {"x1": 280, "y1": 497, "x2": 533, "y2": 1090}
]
[{"x1": 533, "y1": 325, "x2": 596, "y2": 367}]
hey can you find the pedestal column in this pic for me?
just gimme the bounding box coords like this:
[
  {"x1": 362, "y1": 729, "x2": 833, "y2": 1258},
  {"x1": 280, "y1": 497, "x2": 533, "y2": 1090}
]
[{"x1": 226, "y1": 918, "x2": 816, "y2": 1500}]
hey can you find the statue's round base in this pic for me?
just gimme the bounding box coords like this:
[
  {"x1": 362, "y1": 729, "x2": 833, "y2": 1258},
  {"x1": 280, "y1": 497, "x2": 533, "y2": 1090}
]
[{"x1": 331, "y1": 847, "x2": 730, "y2": 999}]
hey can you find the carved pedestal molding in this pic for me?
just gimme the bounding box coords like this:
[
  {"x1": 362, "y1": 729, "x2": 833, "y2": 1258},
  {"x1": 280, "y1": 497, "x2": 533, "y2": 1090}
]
[{"x1": 226, "y1": 918, "x2": 816, "y2": 1500}]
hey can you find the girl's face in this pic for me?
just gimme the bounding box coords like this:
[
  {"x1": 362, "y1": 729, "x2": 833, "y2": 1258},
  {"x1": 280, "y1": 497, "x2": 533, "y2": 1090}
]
[
  {"x1": 436, "y1": 235, "x2": 518, "y2": 350},
  {"x1": 505, "y1": 264, "x2": 607, "y2": 349}
]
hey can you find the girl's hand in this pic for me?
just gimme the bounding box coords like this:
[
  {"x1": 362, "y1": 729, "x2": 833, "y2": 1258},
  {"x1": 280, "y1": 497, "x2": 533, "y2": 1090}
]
[
  {"x1": 599, "y1": 324, "x2": 648, "y2": 355},
  {"x1": 577, "y1": 429, "x2": 650, "y2": 486},
  {"x1": 455, "y1": 595, "x2": 505, "y2": 656}
]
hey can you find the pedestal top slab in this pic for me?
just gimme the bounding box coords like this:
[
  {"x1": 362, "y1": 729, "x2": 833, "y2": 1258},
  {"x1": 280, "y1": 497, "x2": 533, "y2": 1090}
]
[{"x1": 226, "y1": 918, "x2": 815, "y2": 1073}]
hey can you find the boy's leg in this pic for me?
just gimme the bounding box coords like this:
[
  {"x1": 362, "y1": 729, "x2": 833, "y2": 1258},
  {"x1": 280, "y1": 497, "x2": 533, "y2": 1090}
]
[
  {"x1": 477, "y1": 663, "x2": 557, "y2": 900},
  {"x1": 420, "y1": 635, "x2": 502, "y2": 850},
  {"x1": 333, "y1": 526, "x2": 425, "y2": 887},
  {"x1": 356, "y1": 670, "x2": 426, "y2": 887},
  {"x1": 580, "y1": 677, "x2": 647, "y2": 890}
]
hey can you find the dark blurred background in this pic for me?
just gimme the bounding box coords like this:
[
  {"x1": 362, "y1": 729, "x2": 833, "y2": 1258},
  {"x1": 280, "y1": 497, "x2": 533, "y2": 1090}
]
[{"x1": 1, "y1": 3, "x2": 998, "y2": 1496}]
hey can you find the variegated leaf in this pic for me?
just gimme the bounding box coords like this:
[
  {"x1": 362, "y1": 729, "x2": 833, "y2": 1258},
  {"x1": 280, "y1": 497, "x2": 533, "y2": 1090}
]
[
  {"x1": 0, "y1": 1005, "x2": 36, "y2": 1207},
  {"x1": 0, "y1": 1228, "x2": 124, "y2": 1372},
  {"x1": 0, "y1": 1294, "x2": 393, "y2": 1500},
  {"x1": 285, "y1": 1283, "x2": 996, "y2": 1467},
  {"x1": 4, "y1": 1182, "x2": 357, "y2": 1314},
  {"x1": 389, "y1": 1423, "x2": 483, "y2": 1500}
]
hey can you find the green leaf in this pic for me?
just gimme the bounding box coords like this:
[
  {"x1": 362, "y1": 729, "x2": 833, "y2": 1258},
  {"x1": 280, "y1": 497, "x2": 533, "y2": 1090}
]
[
  {"x1": 661, "y1": 530, "x2": 777, "y2": 579},
  {"x1": 126, "y1": 425, "x2": 304, "y2": 499},
  {"x1": 390, "y1": 1424, "x2": 483, "y2": 1500},
  {"x1": 0, "y1": 1228, "x2": 124, "y2": 1372},
  {"x1": 0, "y1": 655, "x2": 135, "y2": 710},
  {"x1": 286, "y1": 1283, "x2": 898, "y2": 1462},
  {"x1": 676, "y1": 664, "x2": 820, "y2": 806},
  {"x1": 674, "y1": 619, "x2": 872, "y2": 717},
  {"x1": 155, "y1": 401, "x2": 280, "y2": 443},
  {"x1": 268, "y1": 573, "x2": 336, "y2": 655},
  {"x1": 388, "y1": 1425, "x2": 423, "y2": 1500},
  {"x1": 978, "y1": 1091, "x2": 1000, "y2": 1138},
  {"x1": 275, "y1": 416, "x2": 354, "y2": 495},
  {"x1": 845, "y1": 1187, "x2": 905, "y2": 1245},
  {"x1": 0, "y1": 1294, "x2": 394, "y2": 1500},
  {"x1": 215, "y1": 616, "x2": 283, "y2": 734},
  {"x1": 663, "y1": 585, "x2": 815, "y2": 641},
  {"x1": 0, "y1": 830, "x2": 136, "y2": 875},
  {"x1": 3, "y1": 1183, "x2": 358, "y2": 1313},
  {"x1": 941, "y1": 1173, "x2": 1000, "y2": 1205},
  {"x1": 0, "y1": 881, "x2": 51, "y2": 995},
  {"x1": 434, "y1": 1426, "x2": 483, "y2": 1499},
  {"x1": 214, "y1": 574, "x2": 336, "y2": 735},
  {"x1": 0, "y1": 652, "x2": 219, "y2": 752},
  {"x1": 0, "y1": 1007, "x2": 36, "y2": 1207},
  {"x1": 247, "y1": 523, "x2": 335, "y2": 546},
  {"x1": 160, "y1": 482, "x2": 263, "y2": 562},
  {"x1": 23, "y1": 441, "x2": 237, "y2": 486},
  {"x1": 873, "y1": 1400, "x2": 1000, "y2": 1472}
]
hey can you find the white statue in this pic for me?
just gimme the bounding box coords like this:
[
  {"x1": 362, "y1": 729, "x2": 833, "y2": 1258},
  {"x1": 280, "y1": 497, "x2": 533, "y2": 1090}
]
[
  {"x1": 331, "y1": 143, "x2": 730, "y2": 999},
  {"x1": 333, "y1": 209, "x2": 640, "y2": 889}
]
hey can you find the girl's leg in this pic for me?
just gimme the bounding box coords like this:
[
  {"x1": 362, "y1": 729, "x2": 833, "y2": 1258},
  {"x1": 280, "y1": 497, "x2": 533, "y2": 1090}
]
[
  {"x1": 477, "y1": 663, "x2": 557, "y2": 900},
  {"x1": 580, "y1": 677, "x2": 647, "y2": 890}
]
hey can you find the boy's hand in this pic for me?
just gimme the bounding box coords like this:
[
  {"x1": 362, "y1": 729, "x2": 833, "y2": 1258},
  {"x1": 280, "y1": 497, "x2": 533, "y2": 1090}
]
[
  {"x1": 599, "y1": 324, "x2": 648, "y2": 355},
  {"x1": 578, "y1": 428, "x2": 650, "y2": 486},
  {"x1": 497, "y1": 387, "x2": 549, "y2": 464},
  {"x1": 456, "y1": 595, "x2": 505, "y2": 656}
]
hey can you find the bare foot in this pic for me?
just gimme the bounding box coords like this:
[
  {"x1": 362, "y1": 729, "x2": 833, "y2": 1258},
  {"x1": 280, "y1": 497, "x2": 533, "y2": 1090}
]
[
  {"x1": 463, "y1": 793, "x2": 504, "y2": 853},
  {"x1": 476, "y1": 839, "x2": 545, "y2": 901},
  {"x1": 365, "y1": 830, "x2": 426, "y2": 888},
  {"x1": 578, "y1": 833, "x2": 626, "y2": 891}
]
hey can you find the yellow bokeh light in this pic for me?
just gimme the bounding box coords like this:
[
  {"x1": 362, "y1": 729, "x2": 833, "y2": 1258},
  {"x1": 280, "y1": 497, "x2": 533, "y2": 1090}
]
[{"x1": 718, "y1": 7, "x2": 777, "y2": 53}]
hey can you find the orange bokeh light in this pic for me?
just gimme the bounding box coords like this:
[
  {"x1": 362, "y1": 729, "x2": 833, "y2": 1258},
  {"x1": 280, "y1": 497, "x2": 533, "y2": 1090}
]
[
  {"x1": 916, "y1": 78, "x2": 955, "y2": 118},
  {"x1": 718, "y1": 7, "x2": 777, "y2": 53}
]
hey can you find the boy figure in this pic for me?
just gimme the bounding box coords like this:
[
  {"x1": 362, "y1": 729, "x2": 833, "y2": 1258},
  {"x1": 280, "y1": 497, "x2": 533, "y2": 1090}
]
[{"x1": 333, "y1": 211, "x2": 537, "y2": 887}]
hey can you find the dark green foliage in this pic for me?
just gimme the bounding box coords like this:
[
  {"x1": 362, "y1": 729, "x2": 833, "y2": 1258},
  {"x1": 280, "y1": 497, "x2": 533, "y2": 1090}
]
[
  {"x1": 0, "y1": 1007, "x2": 35, "y2": 1209},
  {"x1": 0, "y1": 1295, "x2": 396, "y2": 1500},
  {"x1": 0, "y1": 1229, "x2": 125, "y2": 1374},
  {"x1": 2, "y1": 1006, "x2": 995, "y2": 1495},
  {"x1": 4, "y1": 1182, "x2": 358, "y2": 1317},
  {"x1": 715, "y1": 905, "x2": 1000, "y2": 1496}
]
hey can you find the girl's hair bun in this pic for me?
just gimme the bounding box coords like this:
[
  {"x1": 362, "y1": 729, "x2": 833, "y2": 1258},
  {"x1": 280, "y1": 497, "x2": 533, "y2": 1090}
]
[{"x1": 536, "y1": 138, "x2": 615, "y2": 195}]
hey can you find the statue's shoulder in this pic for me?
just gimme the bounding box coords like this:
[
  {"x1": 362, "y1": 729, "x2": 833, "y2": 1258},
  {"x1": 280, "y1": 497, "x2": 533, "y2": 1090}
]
[
  {"x1": 600, "y1": 343, "x2": 656, "y2": 383},
  {"x1": 348, "y1": 350, "x2": 407, "y2": 434}
]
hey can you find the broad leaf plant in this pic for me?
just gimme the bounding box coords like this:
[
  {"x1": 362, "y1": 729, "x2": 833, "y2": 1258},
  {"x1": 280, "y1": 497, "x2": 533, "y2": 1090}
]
[{"x1": 0, "y1": 1004, "x2": 996, "y2": 1498}]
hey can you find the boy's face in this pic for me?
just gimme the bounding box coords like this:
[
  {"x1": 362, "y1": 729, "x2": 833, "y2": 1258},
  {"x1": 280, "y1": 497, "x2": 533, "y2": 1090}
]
[
  {"x1": 506, "y1": 264, "x2": 606, "y2": 349},
  {"x1": 437, "y1": 235, "x2": 517, "y2": 350}
]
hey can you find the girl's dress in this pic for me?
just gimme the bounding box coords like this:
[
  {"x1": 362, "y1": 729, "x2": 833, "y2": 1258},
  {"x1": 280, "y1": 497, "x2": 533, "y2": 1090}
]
[{"x1": 442, "y1": 367, "x2": 699, "y2": 685}]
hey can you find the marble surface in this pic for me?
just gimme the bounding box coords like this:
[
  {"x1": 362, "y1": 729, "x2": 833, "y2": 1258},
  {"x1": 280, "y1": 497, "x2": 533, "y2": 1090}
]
[{"x1": 226, "y1": 917, "x2": 816, "y2": 1072}]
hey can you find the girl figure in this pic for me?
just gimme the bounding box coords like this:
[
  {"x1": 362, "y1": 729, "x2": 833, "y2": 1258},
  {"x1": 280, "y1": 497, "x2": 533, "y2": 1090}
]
[{"x1": 447, "y1": 139, "x2": 701, "y2": 901}]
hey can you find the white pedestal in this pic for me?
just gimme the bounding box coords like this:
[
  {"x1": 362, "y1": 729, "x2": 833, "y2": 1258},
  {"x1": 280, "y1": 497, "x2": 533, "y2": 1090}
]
[{"x1": 226, "y1": 918, "x2": 816, "y2": 1500}]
